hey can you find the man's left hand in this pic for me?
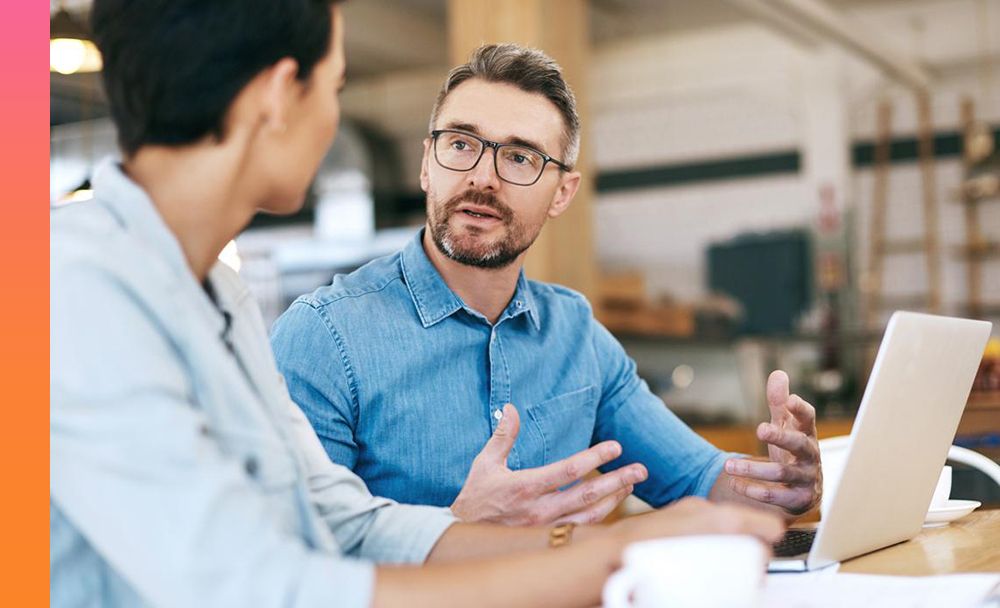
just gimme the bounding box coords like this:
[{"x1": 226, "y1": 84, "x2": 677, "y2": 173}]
[{"x1": 722, "y1": 370, "x2": 822, "y2": 517}]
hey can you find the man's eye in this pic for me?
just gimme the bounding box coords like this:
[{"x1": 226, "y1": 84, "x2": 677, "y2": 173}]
[
  {"x1": 452, "y1": 141, "x2": 468, "y2": 151},
  {"x1": 506, "y1": 150, "x2": 536, "y2": 166}
]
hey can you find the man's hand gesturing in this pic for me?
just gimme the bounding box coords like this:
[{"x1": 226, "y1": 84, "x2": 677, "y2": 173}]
[
  {"x1": 721, "y1": 371, "x2": 823, "y2": 518},
  {"x1": 451, "y1": 404, "x2": 648, "y2": 526}
]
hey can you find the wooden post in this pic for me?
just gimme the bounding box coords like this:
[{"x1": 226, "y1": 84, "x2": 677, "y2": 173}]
[
  {"x1": 960, "y1": 97, "x2": 983, "y2": 319},
  {"x1": 446, "y1": 0, "x2": 596, "y2": 302},
  {"x1": 915, "y1": 92, "x2": 942, "y2": 314},
  {"x1": 865, "y1": 100, "x2": 892, "y2": 329}
]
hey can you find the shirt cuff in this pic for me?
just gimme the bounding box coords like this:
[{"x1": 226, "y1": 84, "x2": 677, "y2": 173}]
[{"x1": 692, "y1": 450, "x2": 742, "y2": 498}]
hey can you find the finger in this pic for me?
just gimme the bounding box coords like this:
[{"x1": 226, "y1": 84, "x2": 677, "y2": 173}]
[
  {"x1": 476, "y1": 403, "x2": 520, "y2": 465},
  {"x1": 766, "y1": 370, "x2": 792, "y2": 426},
  {"x1": 526, "y1": 440, "x2": 623, "y2": 491},
  {"x1": 727, "y1": 476, "x2": 816, "y2": 514},
  {"x1": 548, "y1": 464, "x2": 648, "y2": 518},
  {"x1": 724, "y1": 458, "x2": 814, "y2": 485},
  {"x1": 555, "y1": 484, "x2": 635, "y2": 526},
  {"x1": 785, "y1": 394, "x2": 818, "y2": 435},
  {"x1": 757, "y1": 423, "x2": 818, "y2": 462}
]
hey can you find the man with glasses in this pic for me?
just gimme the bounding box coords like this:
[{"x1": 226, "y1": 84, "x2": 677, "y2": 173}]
[{"x1": 272, "y1": 44, "x2": 823, "y2": 526}]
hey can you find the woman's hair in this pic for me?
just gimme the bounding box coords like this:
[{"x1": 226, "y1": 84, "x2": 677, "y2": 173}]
[{"x1": 91, "y1": 0, "x2": 344, "y2": 156}]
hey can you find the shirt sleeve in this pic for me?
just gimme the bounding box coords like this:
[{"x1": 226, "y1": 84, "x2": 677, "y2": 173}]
[
  {"x1": 244, "y1": 272, "x2": 456, "y2": 564},
  {"x1": 51, "y1": 264, "x2": 375, "y2": 608},
  {"x1": 589, "y1": 319, "x2": 731, "y2": 506},
  {"x1": 279, "y1": 389, "x2": 456, "y2": 564},
  {"x1": 271, "y1": 299, "x2": 361, "y2": 470}
]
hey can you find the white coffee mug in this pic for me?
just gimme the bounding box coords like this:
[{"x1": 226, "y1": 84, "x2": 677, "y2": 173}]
[
  {"x1": 602, "y1": 535, "x2": 766, "y2": 608},
  {"x1": 930, "y1": 465, "x2": 952, "y2": 509}
]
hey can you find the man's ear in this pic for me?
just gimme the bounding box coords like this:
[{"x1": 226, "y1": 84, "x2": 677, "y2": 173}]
[
  {"x1": 419, "y1": 138, "x2": 432, "y2": 193},
  {"x1": 547, "y1": 170, "x2": 582, "y2": 219}
]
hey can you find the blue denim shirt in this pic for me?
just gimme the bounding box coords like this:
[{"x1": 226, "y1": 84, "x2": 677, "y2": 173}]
[
  {"x1": 51, "y1": 160, "x2": 454, "y2": 608},
  {"x1": 272, "y1": 230, "x2": 728, "y2": 509}
]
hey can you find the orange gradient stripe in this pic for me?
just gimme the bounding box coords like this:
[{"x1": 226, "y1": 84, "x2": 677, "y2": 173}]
[{"x1": 0, "y1": 2, "x2": 49, "y2": 604}]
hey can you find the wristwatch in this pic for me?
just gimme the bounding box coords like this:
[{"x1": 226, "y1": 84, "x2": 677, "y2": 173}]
[{"x1": 548, "y1": 522, "x2": 576, "y2": 548}]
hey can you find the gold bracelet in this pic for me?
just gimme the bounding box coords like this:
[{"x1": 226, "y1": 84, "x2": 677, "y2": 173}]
[{"x1": 548, "y1": 522, "x2": 576, "y2": 548}]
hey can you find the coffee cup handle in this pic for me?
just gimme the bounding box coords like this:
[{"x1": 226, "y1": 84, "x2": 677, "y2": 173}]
[{"x1": 603, "y1": 568, "x2": 639, "y2": 608}]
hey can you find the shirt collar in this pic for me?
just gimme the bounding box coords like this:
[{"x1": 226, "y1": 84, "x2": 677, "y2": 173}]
[
  {"x1": 90, "y1": 157, "x2": 228, "y2": 338},
  {"x1": 507, "y1": 270, "x2": 541, "y2": 331},
  {"x1": 399, "y1": 229, "x2": 540, "y2": 331},
  {"x1": 91, "y1": 157, "x2": 191, "y2": 279}
]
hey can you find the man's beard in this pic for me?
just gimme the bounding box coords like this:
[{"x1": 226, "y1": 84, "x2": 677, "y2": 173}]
[{"x1": 427, "y1": 188, "x2": 539, "y2": 270}]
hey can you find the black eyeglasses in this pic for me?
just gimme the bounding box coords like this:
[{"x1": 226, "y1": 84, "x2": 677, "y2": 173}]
[{"x1": 430, "y1": 129, "x2": 571, "y2": 186}]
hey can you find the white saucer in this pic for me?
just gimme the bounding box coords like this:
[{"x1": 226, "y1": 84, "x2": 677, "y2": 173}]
[{"x1": 922, "y1": 499, "x2": 981, "y2": 527}]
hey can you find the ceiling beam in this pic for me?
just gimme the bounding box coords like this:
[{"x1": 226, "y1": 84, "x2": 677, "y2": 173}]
[
  {"x1": 723, "y1": 0, "x2": 824, "y2": 48},
  {"x1": 725, "y1": 0, "x2": 933, "y2": 91}
]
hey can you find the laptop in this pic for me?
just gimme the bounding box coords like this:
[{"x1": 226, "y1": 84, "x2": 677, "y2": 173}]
[{"x1": 769, "y1": 311, "x2": 992, "y2": 572}]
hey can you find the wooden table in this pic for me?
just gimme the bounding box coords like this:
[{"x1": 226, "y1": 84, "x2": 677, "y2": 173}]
[{"x1": 838, "y1": 509, "x2": 1000, "y2": 574}]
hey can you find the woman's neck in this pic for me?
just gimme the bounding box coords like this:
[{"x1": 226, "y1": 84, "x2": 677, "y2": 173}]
[{"x1": 124, "y1": 145, "x2": 256, "y2": 282}]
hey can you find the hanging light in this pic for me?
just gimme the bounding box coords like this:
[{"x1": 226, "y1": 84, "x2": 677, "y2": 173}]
[{"x1": 50, "y1": 8, "x2": 102, "y2": 75}]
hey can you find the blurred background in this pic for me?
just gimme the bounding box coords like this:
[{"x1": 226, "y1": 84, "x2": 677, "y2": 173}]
[{"x1": 51, "y1": 0, "x2": 1000, "y2": 499}]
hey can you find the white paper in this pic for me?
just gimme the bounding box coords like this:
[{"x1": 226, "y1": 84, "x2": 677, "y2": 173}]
[{"x1": 762, "y1": 573, "x2": 1000, "y2": 608}]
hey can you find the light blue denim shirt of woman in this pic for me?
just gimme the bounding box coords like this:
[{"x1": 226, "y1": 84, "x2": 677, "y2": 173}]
[{"x1": 50, "y1": 160, "x2": 455, "y2": 608}]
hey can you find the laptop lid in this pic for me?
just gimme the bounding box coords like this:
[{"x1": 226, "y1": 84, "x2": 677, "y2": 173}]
[{"x1": 806, "y1": 311, "x2": 992, "y2": 570}]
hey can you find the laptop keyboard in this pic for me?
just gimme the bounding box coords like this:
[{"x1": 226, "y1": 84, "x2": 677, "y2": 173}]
[{"x1": 772, "y1": 529, "x2": 817, "y2": 558}]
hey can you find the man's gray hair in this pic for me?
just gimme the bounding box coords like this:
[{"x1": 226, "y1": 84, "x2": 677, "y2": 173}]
[{"x1": 428, "y1": 43, "x2": 580, "y2": 169}]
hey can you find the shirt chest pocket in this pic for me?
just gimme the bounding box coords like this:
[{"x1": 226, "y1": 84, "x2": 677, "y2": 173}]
[{"x1": 524, "y1": 385, "x2": 598, "y2": 465}]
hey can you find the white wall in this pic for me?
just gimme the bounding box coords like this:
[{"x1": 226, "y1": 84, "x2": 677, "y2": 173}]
[
  {"x1": 590, "y1": 23, "x2": 805, "y2": 169},
  {"x1": 588, "y1": 0, "x2": 1000, "y2": 321}
]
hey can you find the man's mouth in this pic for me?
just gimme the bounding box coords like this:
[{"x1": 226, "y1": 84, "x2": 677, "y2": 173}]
[
  {"x1": 463, "y1": 210, "x2": 495, "y2": 219},
  {"x1": 456, "y1": 205, "x2": 502, "y2": 220}
]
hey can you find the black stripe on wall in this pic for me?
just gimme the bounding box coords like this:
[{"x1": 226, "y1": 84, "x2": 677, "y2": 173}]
[
  {"x1": 596, "y1": 152, "x2": 799, "y2": 193},
  {"x1": 596, "y1": 126, "x2": 1000, "y2": 193},
  {"x1": 852, "y1": 127, "x2": 1000, "y2": 167},
  {"x1": 851, "y1": 132, "x2": 962, "y2": 166}
]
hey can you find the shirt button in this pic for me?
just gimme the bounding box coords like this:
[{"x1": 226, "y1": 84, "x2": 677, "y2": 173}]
[
  {"x1": 244, "y1": 456, "x2": 259, "y2": 477},
  {"x1": 515, "y1": 300, "x2": 523, "y2": 308},
  {"x1": 493, "y1": 409, "x2": 503, "y2": 421}
]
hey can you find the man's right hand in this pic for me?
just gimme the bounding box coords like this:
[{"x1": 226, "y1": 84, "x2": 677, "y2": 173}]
[
  {"x1": 450, "y1": 403, "x2": 648, "y2": 526},
  {"x1": 612, "y1": 496, "x2": 786, "y2": 547}
]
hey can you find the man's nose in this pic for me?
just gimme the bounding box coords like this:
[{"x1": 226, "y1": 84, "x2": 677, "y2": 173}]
[{"x1": 467, "y1": 146, "x2": 501, "y2": 191}]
